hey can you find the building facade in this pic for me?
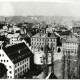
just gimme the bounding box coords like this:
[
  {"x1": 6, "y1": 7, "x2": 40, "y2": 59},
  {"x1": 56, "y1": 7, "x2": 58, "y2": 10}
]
[
  {"x1": 62, "y1": 34, "x2": 79, "y2": 56},
  {"x1": 0, "y1": 42, "x2": 33, "y2": 79},
  {"x1": 31, "y1": 32, "x2": 57, "y2": 52}
]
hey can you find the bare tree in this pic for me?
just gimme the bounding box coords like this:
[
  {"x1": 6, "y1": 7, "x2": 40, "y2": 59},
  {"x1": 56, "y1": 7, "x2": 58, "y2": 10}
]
[
  {"x1": 51, "y1": 43, "x2": 54, "y2": 73},
  {"x1": 67, "y1": 50, "x2": 71, "y2": 79},
  {"x1": 62, "y1": 50, "x2": 65, "y2": 79},
  {"x1": 77, "y1": 40, "x2": 80, "y2": 79}
]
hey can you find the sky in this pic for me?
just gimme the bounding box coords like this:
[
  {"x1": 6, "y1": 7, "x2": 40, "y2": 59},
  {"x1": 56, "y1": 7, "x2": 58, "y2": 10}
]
[{"x1": 0, "y1": 1, "x2": 80, "y2": 17}]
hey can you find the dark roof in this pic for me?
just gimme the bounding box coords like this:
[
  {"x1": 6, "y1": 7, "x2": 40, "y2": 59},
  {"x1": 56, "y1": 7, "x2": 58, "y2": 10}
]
[
  {"x1": 0, "y1": 63, "x2": 7, "y2": 78},
  {"x1": 49, "y1": 73, "x2": 58, "y2": 79},
  {"x1": 60, "y1": 30, "x2": 71, "y2": 35},
  {"x1": 20, "y1": 34, "x2": 29, "y2": 39},
  {"x1": 0, "y1": 36, "x2": 8, "y2": 41},
  {"x1": 3, "y1": 42, "x2": 33, "y2": 64},
  {"x1": 32, "y1": 33, "x2": 57, "y2": 38},
  {"x1": 49, "y1": 33, "x2": 57, "y2": 38}
]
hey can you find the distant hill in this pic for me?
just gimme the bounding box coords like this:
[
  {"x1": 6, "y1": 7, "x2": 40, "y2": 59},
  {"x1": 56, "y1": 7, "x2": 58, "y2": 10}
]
[{"x1": 0, "y1": 16, "x2": 80, "y2": 26}]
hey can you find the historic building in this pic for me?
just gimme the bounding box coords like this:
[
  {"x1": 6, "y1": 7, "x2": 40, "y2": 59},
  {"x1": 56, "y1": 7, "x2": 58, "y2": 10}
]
[
  {"x1": 31, "y1": 32, "x2": 57, "y2": 52},
  {"x1": 0, "y1": 42, "x2": 33, "y2": 79},
  {"x1": 62, "y1": 34, "x2": 79, "y2": 55}
]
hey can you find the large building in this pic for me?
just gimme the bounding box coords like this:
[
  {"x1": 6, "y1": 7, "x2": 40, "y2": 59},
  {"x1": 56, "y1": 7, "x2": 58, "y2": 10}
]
[
  {"x1": 62, "y1": 34, "x2": 79, "y2": 56},
  {"x1": 31, "y1": 32, "x2": 57, "y2": 52},
  {"x1": 34, "y1": 49, "x2": 51, "y2": 65},
  {"x1": 73, "y1": 22, "x2": 80, "y2": 33},
  {"x1": 0, "y1": 42, "x2": 33, "y2": 79},
  {"x1": 6, "y1": 33, "x2": 21, "y2": 45}
]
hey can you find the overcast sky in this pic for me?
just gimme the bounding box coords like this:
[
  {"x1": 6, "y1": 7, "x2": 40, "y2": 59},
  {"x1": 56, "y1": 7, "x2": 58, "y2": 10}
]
[{"x1": 0, "y1": 1, "x2": 80, "y2": 17}]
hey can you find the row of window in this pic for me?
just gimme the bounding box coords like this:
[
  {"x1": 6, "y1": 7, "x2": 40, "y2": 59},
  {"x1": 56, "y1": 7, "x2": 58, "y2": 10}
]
[
  {"x1": 66, "y1": 50, "x2": 77, "y2": 54},
  {"x1": 31, "y1": 38, "x2": 56, "y2": 42},
  {"x1": 15, "y1": 58, "x2": 29, "y2": 68},
  {"x1": 32, "y1": 42, "x2": 55, "y2": 45},
  {"x1": 0, "y1": 59, "x2": 8, "y2": 62},
  {"x1": 66, "y1": 46, "x2": 77, "y2": 49},
  {"x1": 0, "y1": 54, "x2": 4, "y2": 57},
  {"x1": 66, "y1": 43, "x2": 77, "y2": 45},
  {"x1": 32, "y1": 44, "x2": 55, "y2": 49},
  {"x1": 7, "y1": 76, "x2": 12, "y2": 78},
  {"x1": 15, "y1": 68, "x2": 29, "y2": 78},
  {"x1": 15, "y1": 64, "x2": 28, "y2": 73}
]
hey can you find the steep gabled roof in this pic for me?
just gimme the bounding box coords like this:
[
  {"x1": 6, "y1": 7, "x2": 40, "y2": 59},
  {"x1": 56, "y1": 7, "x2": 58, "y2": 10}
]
[
  {"x1": 3, "y1": 42, "x2": 33, "y2": 64},
  {"x1": 60, "y1": 30, "x2": 71, "y2": 35}
]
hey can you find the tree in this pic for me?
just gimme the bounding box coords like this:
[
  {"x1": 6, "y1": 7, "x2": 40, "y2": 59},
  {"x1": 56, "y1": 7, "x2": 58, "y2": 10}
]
[
  {"x1": 51, "y1": 43, "x2": 54, "y2": 73},
  {"x1": 67, "y1": 50, "x2": 71, "y2": 79},
  {"x1": 62, "y1": 50, "x2": 65, "y2": 79},
  {"x1": 77, "y1": 40, "x2": 80, "y2": 79}
]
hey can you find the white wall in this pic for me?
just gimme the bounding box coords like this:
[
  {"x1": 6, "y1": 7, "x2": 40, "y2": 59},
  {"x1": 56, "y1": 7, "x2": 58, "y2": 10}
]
[{"x1": 0, "y1": 49, "x2": 14, "y2": 79}]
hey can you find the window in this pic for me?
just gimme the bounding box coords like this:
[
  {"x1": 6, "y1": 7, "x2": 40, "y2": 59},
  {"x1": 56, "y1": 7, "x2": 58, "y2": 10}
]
[
  {"x1": 4, "y1": 60, "x2": 5, "y2": 62},
  {"x1": 15, "y1": 70, "x2": 17, "y2": 73},
  {"x1": 25, "y1": 59, "x2": 26, "y2": 62},
  {"x1": 32, "y1": 42, "x2": 33, "y2": 44},
  {"x1": 23, "y1": 65, "x2": 24, "y2": 68},
  {"x1": 1, "y1": 60, "x2": 2, "y2": 62},
  {"x1": 7, "y1": 60, "x2": 8, "y2": 62},
  {"x1": 10, "y1": 76, "x2": 12, "y2": 78},
  {"x1": 15, "y1": 75, "x2": 17, "y2": 78},
  {"x1": 25, "y1": 64, "x2": 26, "y2": 67},
  {"x1": 20, "y1": 67, "x2": 22, "y2": 70},
  {"x1": 9, "y1": 66, "x2": 12, "y2": 68},
  {"x1": 25, "y1": 69, "x2": 26, "y2": 72},
  {"x1": 20, "y1": 62, "x2": 21, "y2": 65},
  {"x1": 15, "y1": 64, "x2": 17, "y2": 68},
  {"x1": 18, "y1": 68, "x2": 19, "y2": 71},
  {"x1": 0, "y1": 54, "x2": 1, "y2": 56},
  {"x1": 18, "y1": 63, "x2": 19, "y2": 66},
  {"x1": 27, "y1": 58, "x2": 28, "y2": 61},
  {"x1": 7, "y1": 76, "x2": 9, "y2": 78},
  {"x1": 9, "y1": 71, "x2": 12, "y2": 74}
]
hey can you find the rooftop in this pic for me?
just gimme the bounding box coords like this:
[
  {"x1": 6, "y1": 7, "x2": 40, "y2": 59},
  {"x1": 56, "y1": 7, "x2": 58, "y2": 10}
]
[
  {"x1": 3, "y1": 42, "x2": 33, "y2": 64},
  {"x1": 60, "y1": 30, "x2": 71, "y2": 35},
  {"x1": 20, "y1": 34, "x2": 29, "y2": 39},
  {"x1": 66, "y1": 35, "x2": 78, "y2": 43},
  {"x1": 32, "y1": 33, "x2": 57, "y2": 38}
]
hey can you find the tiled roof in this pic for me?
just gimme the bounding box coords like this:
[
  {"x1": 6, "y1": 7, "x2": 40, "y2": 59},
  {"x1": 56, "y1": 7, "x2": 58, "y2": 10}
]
[
  {"x1": 32, "y1": 33, "x2": 57, "y2": 38},
  {"x1": 3, "y1": 42, "x2": 33, "y2": 64},
  {"x1": 66, "y1": 36, "x2": 78, "y2": 43},
  {"x1": 20, "y1": 34, "x2": 29, "y2": 39},
  {"x1": 60, "y1": 30, "x2": 71, "y2": 35},
  {"x1": 0, "y1": 36, "x2": 8, "y2": 41}
]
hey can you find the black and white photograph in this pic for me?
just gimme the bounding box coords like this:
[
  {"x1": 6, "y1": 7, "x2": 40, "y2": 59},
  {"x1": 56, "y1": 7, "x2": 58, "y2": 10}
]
[{"x1": 0, "y1": 0, "x2": 80, "y2": 79}]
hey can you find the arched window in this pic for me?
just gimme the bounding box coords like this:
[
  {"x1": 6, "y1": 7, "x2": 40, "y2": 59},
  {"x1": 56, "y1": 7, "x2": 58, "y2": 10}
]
[{"x1": 57, "y1": 48, "x2": 61, "y2": 53}]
